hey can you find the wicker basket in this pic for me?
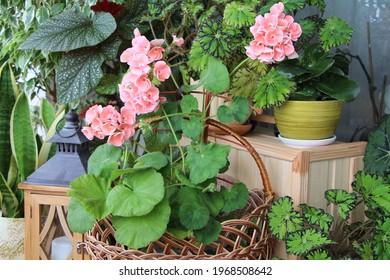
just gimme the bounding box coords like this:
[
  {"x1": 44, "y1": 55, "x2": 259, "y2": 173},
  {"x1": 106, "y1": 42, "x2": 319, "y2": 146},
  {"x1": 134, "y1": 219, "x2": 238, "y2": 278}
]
[{"x1": 85, "y1": 119, "x2": 275, "y2": 260}]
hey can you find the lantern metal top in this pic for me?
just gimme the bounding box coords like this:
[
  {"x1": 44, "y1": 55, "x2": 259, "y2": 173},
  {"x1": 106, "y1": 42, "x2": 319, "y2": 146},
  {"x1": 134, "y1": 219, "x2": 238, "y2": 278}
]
[{"x1": 23, "y1": 109, "x2": 90, "y2": 187}]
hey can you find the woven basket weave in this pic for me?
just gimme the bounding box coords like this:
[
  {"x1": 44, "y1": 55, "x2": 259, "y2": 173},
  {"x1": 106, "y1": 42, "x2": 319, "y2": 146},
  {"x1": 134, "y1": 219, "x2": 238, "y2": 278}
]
[{"x1": 85, "y1": 119, "x2": 275, "y2": 260}]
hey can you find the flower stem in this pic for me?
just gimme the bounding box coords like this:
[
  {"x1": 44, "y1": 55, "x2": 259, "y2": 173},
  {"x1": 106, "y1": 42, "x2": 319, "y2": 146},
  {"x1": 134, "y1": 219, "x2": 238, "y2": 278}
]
[
  {"x1": 161, "y1": 107, "x2": 186, "y2": 172},
  {"x1": 229, "y1": 57, "x2": 250, "y2": 77}
]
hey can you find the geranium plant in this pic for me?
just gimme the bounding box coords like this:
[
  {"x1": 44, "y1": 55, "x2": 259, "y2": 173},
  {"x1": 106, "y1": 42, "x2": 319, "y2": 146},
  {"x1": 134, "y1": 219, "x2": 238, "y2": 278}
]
[{"x1": 66, "y1": 28, "x2": 251, "y2": 248}]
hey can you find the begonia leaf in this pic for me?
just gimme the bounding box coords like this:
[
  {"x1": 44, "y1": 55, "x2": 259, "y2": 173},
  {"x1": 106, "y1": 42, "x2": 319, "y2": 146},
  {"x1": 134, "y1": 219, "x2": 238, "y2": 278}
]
[
  {"x1": 267, "y1": 196, "x2": 303, "y2": 240},
  {"x1": 325, "y1": 189, "x2": 357, "y2": 220}
]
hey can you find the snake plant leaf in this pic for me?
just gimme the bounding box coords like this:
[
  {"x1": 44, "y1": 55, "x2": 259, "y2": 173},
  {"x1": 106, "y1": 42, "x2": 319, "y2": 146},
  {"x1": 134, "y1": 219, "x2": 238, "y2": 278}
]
[
  {"x1": 194, "y1": 217, "x2": 222, "y2": 245},
  {"x1": 19, "y1": 11, "x2": 117, "y2": 52},
  {"x1": 352, "y1": 171, "x2": 390, "y2": 214},
  {"x1": 186, "y1": 143, "x2": 230, "y2": 185},
  {"x1": 181, "y1": 115, "x2": 203, "y2": 140},
  {"x1": 56, "y1": 48, "x2": 105, "y2": 104},
  {"x1": 316, "y1": 74, "x2": 360, "y2": 102},
  {"x1": 299, "y1": 203, "x2": 333, "y2": 232},
  {"x1": 305, "y1": 248, "x2": 332, "y2": 260},
  {"x1": 88, "y1": 144, "x2": 122, "y2": 178},
  {"x1": 134, "y1": 152, "x2": 169, "y2": 170},
  {"x1": 373, "y1": 218, "x2": 390, "y2": 260},
  {"x1": 220, "y1": 182, "x2": 249, "y2": 212},
  {"x1": 67, "y1": 198, "x2": 95, "y2": 233},
  {"x1": 0, "y1": 63, "x2": 16, "y2": 177},
  {"x1": 286, "y1": 228, "x2": 332, "y2": 255},
  {"x1": 320, "y1": 17, "x2": 353, "y2": 51},
  {"x1": 112, "y1": 199, "x2": 170, "y2": 249},
  {"x1": 0, "y1": 172, "x2": 19, "y2": 217},
  {"x1": 106, "y1": 169, "x2": 164, "y2": 217},
  {"x1": 267, "y1": 196, "x2": 304, "y2": 240},
  {"x1": 68, "y1": 174, "x2": 111, "y2": 220},
  {"x1": 254, "y1": 68, "x2": 295, "y2": 108},
  {"x1": 324, "y1": 189, "x2": 357, "y2": 220},
  {"x1": 223, "y1": 2, "x2": 256, "y2": 28},
  {"x1": 40, "y1": 98, "x2": 55, "y2": 131},
  {"x1": 37, "y1": 108, "x2": 65, "y2": 167},
  {"x1": 363, "y1": 115, "x2": 390, "y2": 177},
  {"x1": 10, "y1": 93, "x2": 38, "y2": 182}
]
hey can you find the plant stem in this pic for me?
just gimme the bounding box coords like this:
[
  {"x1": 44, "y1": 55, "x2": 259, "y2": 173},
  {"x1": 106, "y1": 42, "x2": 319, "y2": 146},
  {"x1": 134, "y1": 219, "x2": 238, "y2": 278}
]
[
  {"x1": 161, "y1": 107, "x2": 186, "y2": 172},
  {"x1": 229, "y1": 57, "x2": 250, "y2": 77}
]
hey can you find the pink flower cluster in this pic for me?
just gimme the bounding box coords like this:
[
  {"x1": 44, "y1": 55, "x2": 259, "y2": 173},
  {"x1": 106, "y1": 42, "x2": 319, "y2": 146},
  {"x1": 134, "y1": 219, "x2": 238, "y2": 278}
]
[
  {"x1": 245, "y1": 2, "x2": 302, "y2": 64},
  {"x1": 82, "y1": 28, "x2": 179, "y2": 146}
]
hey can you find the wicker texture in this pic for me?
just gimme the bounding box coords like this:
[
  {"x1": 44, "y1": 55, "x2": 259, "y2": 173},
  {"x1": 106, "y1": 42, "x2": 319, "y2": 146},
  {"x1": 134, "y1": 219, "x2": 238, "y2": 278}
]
[{"x1": 85, "y1": 119, "x2": 275, "y2": 260}]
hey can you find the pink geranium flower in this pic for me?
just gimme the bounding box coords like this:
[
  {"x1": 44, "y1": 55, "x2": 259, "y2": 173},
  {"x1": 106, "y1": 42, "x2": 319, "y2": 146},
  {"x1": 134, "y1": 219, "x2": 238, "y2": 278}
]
[
  {"x1": 172, "y1": 35, "x2": 184, "y2": 47},
  {"x1": 246, "y1": 2, "x2": 302, "y2": 64},
  {"x1": 148, "y1": 47, "x2": 164, "y2": 61},
  {"x1": 153, "y1": 61, "x2": 171, "y2": 81}
]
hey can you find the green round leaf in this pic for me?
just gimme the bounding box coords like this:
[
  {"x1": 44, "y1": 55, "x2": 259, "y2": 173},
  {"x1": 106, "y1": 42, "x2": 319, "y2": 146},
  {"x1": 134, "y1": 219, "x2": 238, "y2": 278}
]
[
  {"x1": 220, "y1": 182, "x2": 249, "y2": 212},
  {"x1": 107, "y1": 168, "x2": 164, "y2": 217},
  {"x1": 112, "y1": 199, "x2": 171, "y2": 249},
  {"x1": 194, "y1": 217, "x2": 222, "y2": 245},
  {"x1": 67, "y1": 199, "x2": 95, "y2": 234},
  {"x1": 179, "y1": 202, "x2": 210, "y2": 230},
  {"x1": 88, "y1": 144, "x2": 122, "y2": 178}
]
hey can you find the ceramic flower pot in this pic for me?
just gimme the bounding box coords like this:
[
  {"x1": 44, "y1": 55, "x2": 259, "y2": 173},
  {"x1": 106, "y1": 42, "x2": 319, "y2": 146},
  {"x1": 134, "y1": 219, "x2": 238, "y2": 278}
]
[{"x1": 274, "y1": 100, "x2": 342, "y2": 140}]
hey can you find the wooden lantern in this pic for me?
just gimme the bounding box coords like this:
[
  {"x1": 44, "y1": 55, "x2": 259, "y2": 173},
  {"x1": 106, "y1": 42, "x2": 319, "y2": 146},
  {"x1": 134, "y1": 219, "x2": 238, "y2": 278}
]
[{"x1": 19, "y1": 110, "x2": 90, "y2": 260}]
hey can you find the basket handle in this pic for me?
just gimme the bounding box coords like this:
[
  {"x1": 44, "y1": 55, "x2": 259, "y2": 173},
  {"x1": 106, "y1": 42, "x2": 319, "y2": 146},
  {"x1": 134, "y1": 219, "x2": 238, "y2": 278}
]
[{"x1": 134, "y1": 117, "x2": 274, "y2": 198}]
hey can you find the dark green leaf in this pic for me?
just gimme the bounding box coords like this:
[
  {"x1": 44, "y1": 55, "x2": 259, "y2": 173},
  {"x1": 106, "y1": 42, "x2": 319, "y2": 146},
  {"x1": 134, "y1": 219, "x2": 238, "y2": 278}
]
[
  {"x1": 217, "y1": 105, "x2": 234, "y2": 124},
  {"x1": 305, "y1": 249, "x2": 332, "y2": 260},
  {"x1": 373, "y1": 218, "x2": 390, "y2": 260},
  {"x1": 19, "y1": 12, "x2": 117, "y2": 51},
  {"x1": 10, "y1": 93, "x2": 37, "y2": 182},
  {"x1": 363, "y1": 115, "x2": 390, "y2": 177},
  {"x1": 56, "y1": 48, "x2": 105, "y2": 104},
  {"x1": 179, "y1": 202, "x2": 210, "y2": 230},
  {"x1": 194, "y1": 217, "x2": 222, "y2": 245},
  {"x1": 316, "y1": 74, "x2": 360, "y2": 102},
  {"x1": 220, "y1": 182, "x2": 249, "y2": 212},
  {"x1": 95, "y1": 74, "x2": 121, "y2": 95}
]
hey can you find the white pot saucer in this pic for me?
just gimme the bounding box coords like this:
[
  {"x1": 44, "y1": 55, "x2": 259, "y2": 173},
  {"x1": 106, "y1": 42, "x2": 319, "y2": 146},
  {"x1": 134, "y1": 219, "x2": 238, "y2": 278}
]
[{"x1": 278, "y1": 134, "x2": 336, "y2": 148}]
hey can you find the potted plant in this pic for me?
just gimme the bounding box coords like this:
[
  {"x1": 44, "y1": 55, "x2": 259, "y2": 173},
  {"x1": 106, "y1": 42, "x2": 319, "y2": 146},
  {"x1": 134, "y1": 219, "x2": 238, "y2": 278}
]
[
  {"x1": 267, "y1": 115, "x2": 390, "y2": 259},
  {"x1": 228, "y1": 1, "x2": 360, "y2": 141}
]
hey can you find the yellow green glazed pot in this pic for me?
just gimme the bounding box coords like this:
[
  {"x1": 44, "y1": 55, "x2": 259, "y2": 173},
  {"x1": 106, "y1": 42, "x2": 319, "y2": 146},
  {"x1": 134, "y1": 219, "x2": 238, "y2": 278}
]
[{"x1": 274, "y1": 100, "x2": 343, "y2": 140}]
